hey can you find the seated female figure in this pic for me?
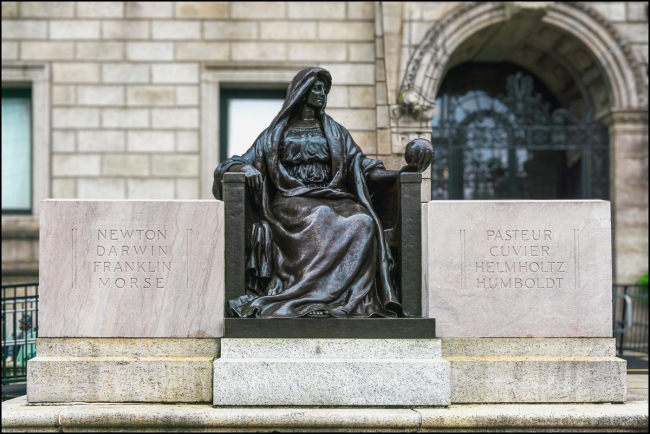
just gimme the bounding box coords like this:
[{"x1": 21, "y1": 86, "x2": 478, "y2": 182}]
[{"x1": 213, "y1": 67, "x2": 433, "y2": 318}]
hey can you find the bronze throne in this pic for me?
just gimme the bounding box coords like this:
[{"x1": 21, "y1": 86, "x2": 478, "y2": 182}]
[{"x1": 219, "y1": 171, "x2": 424, "y2": 318}]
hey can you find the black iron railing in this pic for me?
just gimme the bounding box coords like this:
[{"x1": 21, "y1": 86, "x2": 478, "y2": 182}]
[
  {"x1": 1, "y1": 282, "x2": 39, "y2": 385},
  {"x1": 613, "y1": 284, "x2": 649, "y2": 356}
]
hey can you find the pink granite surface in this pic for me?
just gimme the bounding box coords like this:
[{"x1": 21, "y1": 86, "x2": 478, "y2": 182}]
[
  {"x1": 423, "y1": 200, "x2": 612, "y2": 337},
  {"x1": 39, "y1": 200, "x2": 224, "y2": 337}
]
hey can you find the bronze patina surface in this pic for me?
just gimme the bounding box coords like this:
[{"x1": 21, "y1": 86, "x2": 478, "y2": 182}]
[{"x1": 213, "y1": 67, "x2": 433, "y2": 319}]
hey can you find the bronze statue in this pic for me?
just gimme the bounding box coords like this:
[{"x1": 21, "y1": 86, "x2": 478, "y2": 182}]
[{"x1": 213, "y1": 67, "x2": 433, "y2": 318}]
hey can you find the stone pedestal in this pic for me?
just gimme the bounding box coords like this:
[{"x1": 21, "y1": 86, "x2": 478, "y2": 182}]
[
  {"x1": 423, "y1": 200, "x2": 613, "y2": 338},
  {"x1": 419, "y1": 200, "x2": 626, "y2": 404},
  {"x1": 27, "y1": 338, "x2": 218, "y2": 403},
  {"x1": 442, "y1": 338, "x2": 626, "y2": 403},
  {"x1": 38, "y1": 200, "x2": 225, "y2": 339},
  {"x1": 28, "y1": 200, "x2": 225, "y2": 404},
  {"x1": 213, "y1": 339, "x2": 451, "y2": 406}
]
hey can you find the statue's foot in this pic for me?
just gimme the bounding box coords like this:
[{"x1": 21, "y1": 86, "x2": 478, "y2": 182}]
[{"x1": 305, "y1": 310, "x2": 330, "y2": 318}]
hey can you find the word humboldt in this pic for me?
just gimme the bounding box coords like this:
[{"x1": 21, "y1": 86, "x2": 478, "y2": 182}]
[
  {"x1": 94, "y1": 228, "x2": 171, "y2": 289},
  {"x1": 475, "y1": 229, "x2": 567, "y2": 289}
]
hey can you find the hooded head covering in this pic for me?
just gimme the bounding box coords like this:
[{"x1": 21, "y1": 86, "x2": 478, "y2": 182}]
[
  {"x1": 269, "y1": 67, "x2": 332, "y2": 131},
  {"x1": 212, "y1": 68, "x2": 333, "y2": 199}
]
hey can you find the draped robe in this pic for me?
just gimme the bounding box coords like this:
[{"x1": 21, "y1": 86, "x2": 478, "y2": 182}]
[{"x1": 213, "y1": 67, "x2": 402, "y2": 318}]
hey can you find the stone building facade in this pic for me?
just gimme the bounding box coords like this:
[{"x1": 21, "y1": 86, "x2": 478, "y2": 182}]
[{"x1": 1, "y1": 2, "x2": 647, "y2": 284}]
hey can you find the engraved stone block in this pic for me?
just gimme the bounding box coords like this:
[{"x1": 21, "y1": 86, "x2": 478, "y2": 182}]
[
  {"x1": 39, "y1": 200, "x2": 224, "y2": 338},
  {"x1": 423, "y1": 200, "x2": 612, "y2": 337}
]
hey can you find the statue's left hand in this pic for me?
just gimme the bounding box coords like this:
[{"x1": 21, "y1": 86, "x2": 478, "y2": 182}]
[
  {"x1": 400, "y1": 145, "x2": 434, "y2": 173},
  {"x1": 240, "y1": 164, "x2": 263, "y2": 194}
]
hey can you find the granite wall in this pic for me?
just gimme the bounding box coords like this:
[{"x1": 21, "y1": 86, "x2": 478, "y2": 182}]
[{"x1": 1, "y1": 2, "x2": 647, "y2": 283}]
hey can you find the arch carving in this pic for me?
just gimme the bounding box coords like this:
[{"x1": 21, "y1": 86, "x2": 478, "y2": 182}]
[{"x1": 397, "y1": 1, "x2": 647, "y2": 122}]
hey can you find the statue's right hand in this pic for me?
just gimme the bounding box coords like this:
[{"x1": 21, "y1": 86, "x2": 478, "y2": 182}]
[{"x1": 240, "y1": 165, "x2": 262, "y2": 194}]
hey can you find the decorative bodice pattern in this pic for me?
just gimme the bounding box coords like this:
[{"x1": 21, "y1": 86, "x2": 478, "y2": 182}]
[{"x1": 281, "y1": 125, "x2": 331, "y2": 187}]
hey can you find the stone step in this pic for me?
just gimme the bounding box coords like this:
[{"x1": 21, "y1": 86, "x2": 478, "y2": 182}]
[
  {"x1": 2, "y1": 396, "x2": 647, "y2": 432},
  {"x1": 441, "y1": 337, "x2": 627, "y2": 403},
  {"x1": 27, "y1": 338, "x2": 219, "y2": 403},
  {"x1": 214, "y1": 338, "x2": 450, "y2": 406}
]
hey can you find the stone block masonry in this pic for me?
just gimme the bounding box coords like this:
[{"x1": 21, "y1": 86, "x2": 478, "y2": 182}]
[
  {"x1": 442, "y1": 338, "x2": 626, "y2": 403},
  {"x1": 29, "y1": 200, "x2": 225, "y2": 404},
  {"x1": 214, "y1": 339, "x2": 451, "y2": 406},
  {"x1": 39, "y1": 200, "x2": 224, "y2": 338},
  {"x1": 422, "y1": 201, "x2": 625, "y2": 404},
  {"x1": 2, "y1": 396, "x2": 648, "y2": 432},
  {"x1": 0, "y1": 1, "x2": 381, "y2": 202},
  {"x1": 28, "y1": 338, "x2": 218, "y2": 403},
  {"x1": 423, "y1": 200, "x2": 612, "y2": 338},
  {"x1": 1, "y1": 0, "x2": 644, "y2": 391}
]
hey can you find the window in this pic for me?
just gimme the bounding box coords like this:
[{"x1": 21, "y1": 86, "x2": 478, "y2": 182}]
[
  {"x1": 2, "y1": 88, "x2": 32, "y2": 214},
  {"x1": 219, "y1": 89, "x2": 286, "y2": 162}
]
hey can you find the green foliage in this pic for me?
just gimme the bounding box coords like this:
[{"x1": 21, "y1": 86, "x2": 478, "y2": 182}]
[{"x1": 639, "y1": 271, "x2": 648, "y2": 294}]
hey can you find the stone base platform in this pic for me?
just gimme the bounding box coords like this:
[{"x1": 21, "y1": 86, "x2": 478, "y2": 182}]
[
  {"x1": 3, "y1": 395, "x2": 647, "y2": 433},
  {"x1": 214, "y1": 339, "x2": 450, "y2": 406},
  {"x1": 443, "y1": 338, "x2": 627, "y2": 403},
  {"x1": 27, "y1": 339, "x2": 219, "y2": 403}
]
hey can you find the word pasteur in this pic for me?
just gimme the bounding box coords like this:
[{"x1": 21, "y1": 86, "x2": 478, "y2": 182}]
[
  {"x1": 39, "y1": 200, "x2": 224, "y2": 338},
  {"x1": 425, "y1": 200, "x2": 612, "y2": 338}
]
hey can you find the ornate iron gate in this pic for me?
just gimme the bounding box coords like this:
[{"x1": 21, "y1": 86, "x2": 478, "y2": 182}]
[
  {"x1": 2, "y1": 282, "x2": 39, "y2": 386},
  {"x1": 431, "y1": 73, "x2": 609, "y2": 200}
]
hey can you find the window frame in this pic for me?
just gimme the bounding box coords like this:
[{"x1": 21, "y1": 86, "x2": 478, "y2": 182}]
[
  {"x1": 1, "y1": 63, "x2": 50, "y2": 218},
  {"x1": 219, "y1": 88, "x2": 287, "y2": 163},
  {"x1": 201, "y1": 67, "x2": 298, "y2": 199},
  {"x1": 2, "y1": 87, "x2": 34, "y2": 215}
]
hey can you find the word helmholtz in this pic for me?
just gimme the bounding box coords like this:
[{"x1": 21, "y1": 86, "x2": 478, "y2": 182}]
[{"x1": 476, "y1": 262, "x2": 565, "y2": 273}]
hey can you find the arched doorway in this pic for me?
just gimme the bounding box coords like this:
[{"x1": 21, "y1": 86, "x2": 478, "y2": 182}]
[
  {"x1": 430, "y1": 62, "x2": 609, "y2": 200},
  {"x1": 394, "y1": 2, "x2": 647, "y2": 283}
]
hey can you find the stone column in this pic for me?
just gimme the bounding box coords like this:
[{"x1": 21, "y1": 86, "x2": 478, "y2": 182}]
[{"x1": 606, "y1": 109, "x2": 649, "y2": 284}]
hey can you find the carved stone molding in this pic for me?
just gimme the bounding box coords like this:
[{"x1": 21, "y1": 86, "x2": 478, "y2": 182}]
[
  {"x1": 568, "y1": 2, "x2": 647, "y2": 108},
  {"x1": 398, "y1": 2, "x2": 648, "y2": 123},
  {"x1": 603, "y1": 108, "x2": 649, "y2": 126}
]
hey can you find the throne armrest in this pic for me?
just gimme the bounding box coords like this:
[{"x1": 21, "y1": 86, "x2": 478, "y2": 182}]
[
  {"x1": 223, "y1": 172, "x2": 246, "y2": 315},
  {"x1": 397, "y1": 172, "x2": 423, "y2": 318}
]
